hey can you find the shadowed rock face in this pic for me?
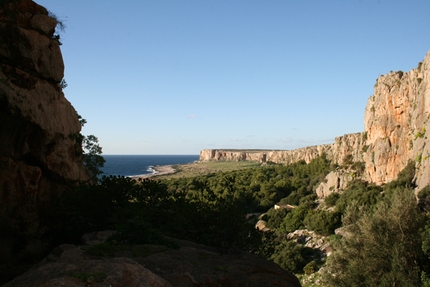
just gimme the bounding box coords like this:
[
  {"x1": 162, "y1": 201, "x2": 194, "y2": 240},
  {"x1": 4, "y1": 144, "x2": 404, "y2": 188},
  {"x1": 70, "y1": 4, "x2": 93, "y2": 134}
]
[
  {"x1": 2, "y1": 233, "x2": 302, "y2": 287},
  {"x1": 0, "y1": 0, "x2": 89, "y2": 280}
]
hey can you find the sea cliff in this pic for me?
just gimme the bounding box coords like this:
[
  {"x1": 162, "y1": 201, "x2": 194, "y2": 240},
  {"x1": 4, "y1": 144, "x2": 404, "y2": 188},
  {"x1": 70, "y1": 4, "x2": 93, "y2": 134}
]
[{"x1": 200, "y1": 50, "x2": 430, "y2": 191}]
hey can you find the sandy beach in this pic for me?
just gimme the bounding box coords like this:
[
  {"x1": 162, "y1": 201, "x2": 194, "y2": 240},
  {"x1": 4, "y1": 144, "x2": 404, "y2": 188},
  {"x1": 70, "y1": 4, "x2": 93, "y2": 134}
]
[{"x1": 132, "y1": 165, "x2": 176, "y2": 179}]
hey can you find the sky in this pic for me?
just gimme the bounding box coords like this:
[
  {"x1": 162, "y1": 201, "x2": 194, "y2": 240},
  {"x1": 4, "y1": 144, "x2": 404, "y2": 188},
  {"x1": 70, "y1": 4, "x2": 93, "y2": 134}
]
[{"x1": 36, "y1": 0, "x2": 430, "y2": 155}]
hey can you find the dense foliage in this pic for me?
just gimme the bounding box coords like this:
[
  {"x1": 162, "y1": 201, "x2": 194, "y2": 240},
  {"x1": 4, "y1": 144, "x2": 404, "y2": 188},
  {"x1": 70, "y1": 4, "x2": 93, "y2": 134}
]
[
  {"x1": 58, "y1": 155, "x2": 331, "y2": 250},
  {"x1": 58, "y1": 155, "x2": 430, "y2": 286},
  {"x1": 323, "y1": 188, "x2": 426, "y2": 286},
  {"x1": 59, "y1": 176, "x2": 256, "y2": 250},
  {"x1": 71, "y1": 114, "x2": 106, "y2": 182},
  {"x1": 162, "y1": 155, "x2": 331, "y2": 212}
]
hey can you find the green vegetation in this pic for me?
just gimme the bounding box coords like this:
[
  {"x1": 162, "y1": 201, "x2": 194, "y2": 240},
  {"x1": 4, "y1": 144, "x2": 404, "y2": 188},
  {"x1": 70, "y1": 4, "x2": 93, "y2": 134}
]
[
  {"x1": 56, "y1": 148, "x2": 430, "y2": 286},
  {"x1": 323, "y1": 188, "x2": 425, "y2": 286},
  {"x1": 47, "y1": 10, "x2": 66, "y2": 45},
  {"x1": 416, "y1": 127, "x2": 427, "y2": 139},
  {"x1": 303, "y1": 210, "x2": 341, "y2": 236},
  {"x1": 397, "y1": 70, "x2": 404, "y2": 79},
  {"x1": 164, "y1": 160, "x2": 261, "y2": 179},
  {"x1": 271, "y1": 240, "x2": 315, "y2": 273},
  {"x1": 76, "y1": 114, "x2": 105, "y2": 182},
  {"x1": 324, "y1": 192, "x2": 340, "y2": 207}
]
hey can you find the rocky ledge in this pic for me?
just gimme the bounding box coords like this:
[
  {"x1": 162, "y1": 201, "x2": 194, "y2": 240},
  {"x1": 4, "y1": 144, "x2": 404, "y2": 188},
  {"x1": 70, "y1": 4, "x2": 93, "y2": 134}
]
[{"x1": 3, "y1": 231, "x2": 302, "y2": 287}]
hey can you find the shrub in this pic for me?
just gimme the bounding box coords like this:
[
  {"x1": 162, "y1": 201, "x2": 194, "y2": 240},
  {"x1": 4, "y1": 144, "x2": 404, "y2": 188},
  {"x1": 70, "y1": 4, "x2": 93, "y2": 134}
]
[
  {"x1": 384, "y1": 161, "x2": 416, "y2": 192},
  {"x1": 271, "y1": 240, "x2": 314, "y2": 273},
  {"x1": 265, "y1": 208, "x2": 290, "y2": 229},
  {"x1": 335, "y1": 180, "x2": 382, "y2": 214},
  {"x1": 109, "y1": 217, "x2": 179, "y2": 248},
  {"x1": 303, "y1": 260, "x2": 319, "y2": 275},
  {"x1": 304, "y1": 210, "x2": 342, "y2": 236},
  {"x1": 418, "y1": 186, "x2": 430, "y2": 200},
  {"x1": 324, "y1": 192, "x2": 340, "y2": 207},
  {"x1": 343, "y1": 154, "x2": 354, "y2": 166},
  {"x1": 280, "y1": 205, "x2": 309, "y2": 233},
  {"x1": 352, "y1": 161, "x2": 365, "y2": 174},
  {"x1": 323, "y1": 189, "x2": 425, "y2": 286},
  {"x1": 415, "y1": 127, "x2": 427, "y2": 139}
]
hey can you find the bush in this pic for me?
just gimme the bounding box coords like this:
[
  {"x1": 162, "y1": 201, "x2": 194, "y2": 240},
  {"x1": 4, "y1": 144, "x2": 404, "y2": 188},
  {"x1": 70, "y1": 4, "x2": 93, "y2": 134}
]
[
  {"x1": 303, "y1": 260, "x2": 319, "y2": 275},
  {"x1": 418, "y1": 185, "x2": 430, "y2": 200},
  {"x1": 335, "y1": 180, "x2": 382, "y2": 214},
  {"x1": 323, "y1": 189, "x2": 425, "y2": 286},
  {"x1": 280, "y1": 205, "x2": 309, "y2": 233},
  {"x1": 271, "y1": 240, "x2": 314, "y2": 273},
  {"x1": 109, "y1": 217, "x2": 179, "y2": 248},
  {"x1": 385, "y1": 160, "x2": 416, "y2": 190},
  {"x1": 304, "y1": 210, "x2": 341, "y2": 236},
  {"x1": 324, "y1": 192, "x2": 340, "y2": 207},
  {"x1": 265, "y1": 208, "x2": 290, "y2": 229}
]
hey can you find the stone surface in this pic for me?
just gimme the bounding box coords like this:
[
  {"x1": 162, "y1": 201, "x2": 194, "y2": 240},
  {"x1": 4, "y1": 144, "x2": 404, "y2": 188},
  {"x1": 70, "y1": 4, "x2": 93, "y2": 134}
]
[
  {"x1": 363, "y1": 51, "x2": 430, "y2": 189},
  {"x1": 315, "y1": 170, "x2": 353, "y2": 198},
  {"x1": 199, "y1": 133, "x2": 365, "y2": 167},
  {"x1": 3, "y1": 234, "x2": 302, "y2": 287},
  {"x1": 0, "y1": 0, "x2": 89, "y2": 281}
]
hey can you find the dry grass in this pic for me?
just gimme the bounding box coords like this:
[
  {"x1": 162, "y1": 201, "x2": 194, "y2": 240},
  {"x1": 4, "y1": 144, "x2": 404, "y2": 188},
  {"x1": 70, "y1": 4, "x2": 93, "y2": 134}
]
[{"x1": 156, "y1": 160, "x2": 262, "y2": 180}]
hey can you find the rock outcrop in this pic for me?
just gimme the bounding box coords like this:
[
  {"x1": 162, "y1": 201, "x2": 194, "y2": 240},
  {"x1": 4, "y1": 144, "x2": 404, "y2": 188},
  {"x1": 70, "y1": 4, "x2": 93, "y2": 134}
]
[
  {"x1": 315, "y1": 170, "x2": 354, "y2": 198},
  {"x1": 0, "y1": 0, "x2": 89, "y2": 280},
  {"x1": 3, "y1": 231, "x2": 302, "y2": 287},
  {"x1": 200, "y1": 133, "x2": 366, "y2": 168},
  {"x1": 363, "y1": 52, "x2": 430, "y2": 188},
  {"x1": 201, "y1": 50, "x2": 430, "y2": 192}
]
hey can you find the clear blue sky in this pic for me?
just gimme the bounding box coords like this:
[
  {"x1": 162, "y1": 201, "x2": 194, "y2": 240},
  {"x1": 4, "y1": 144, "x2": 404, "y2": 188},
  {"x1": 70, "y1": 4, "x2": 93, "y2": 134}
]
[{"x1": 37, "y1": 0, "x2": 430, "y2": 155}]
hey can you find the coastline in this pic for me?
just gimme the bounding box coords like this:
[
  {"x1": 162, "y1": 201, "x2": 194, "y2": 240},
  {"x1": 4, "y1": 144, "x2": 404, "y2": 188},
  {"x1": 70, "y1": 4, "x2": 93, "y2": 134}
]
[{"x1": 131, "y1": 165, "x2": 176, "y2": 179}]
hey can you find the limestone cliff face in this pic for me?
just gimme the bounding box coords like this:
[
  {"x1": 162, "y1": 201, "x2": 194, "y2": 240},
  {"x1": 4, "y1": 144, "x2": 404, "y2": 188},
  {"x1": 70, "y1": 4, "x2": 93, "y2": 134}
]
[
  {"x1": 200, "y1": 133, "x2": 365, "y2": 166},
  {"x1": 0, "y1": 0, "x2": 89, "y2": 272},
  {"x1": 201, "y1": 50, "x2": 430, "y2": 192},
  {"x1": 363, "y1": 51, "x2": 430, "y2": 188}
]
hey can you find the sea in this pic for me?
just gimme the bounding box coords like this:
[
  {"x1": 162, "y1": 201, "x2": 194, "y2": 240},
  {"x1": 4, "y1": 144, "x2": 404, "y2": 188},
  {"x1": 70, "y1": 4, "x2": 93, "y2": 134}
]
[{"x1": 100, "y1": 154, "x2": 200, "y2": 177}]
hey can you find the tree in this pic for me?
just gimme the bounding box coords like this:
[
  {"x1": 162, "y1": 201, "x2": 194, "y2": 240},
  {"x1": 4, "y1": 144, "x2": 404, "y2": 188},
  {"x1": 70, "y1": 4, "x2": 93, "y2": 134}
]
[
  {"x1": 82, "y1": 134, "x2": 105, "y2": 181},
  {"x1": 76, "y1": 114, "x2": 105, "y2": 182},
  {"x1": 280, "y1": 205, "x2": 309, "y2": 233},
  {"x1": 304, "y1": 210, "x2": 341, "y2": 236},
  {"x1": 270, "y1": 240, "x2": 315, "y2": 273},
  {"x1": 323, "y1": 188, "x2": 425, "y2": 286}
]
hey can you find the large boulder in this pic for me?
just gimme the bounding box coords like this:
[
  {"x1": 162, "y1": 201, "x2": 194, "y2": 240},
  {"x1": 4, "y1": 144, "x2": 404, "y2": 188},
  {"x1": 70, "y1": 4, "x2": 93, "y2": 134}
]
[{"x1": 2, "y1": 234, "x2": 302, "y2": 287}]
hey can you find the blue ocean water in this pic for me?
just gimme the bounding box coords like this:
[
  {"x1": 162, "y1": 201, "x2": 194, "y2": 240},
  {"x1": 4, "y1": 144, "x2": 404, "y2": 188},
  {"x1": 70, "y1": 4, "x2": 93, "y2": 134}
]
[{"x1": 100, "y1": 155, "x2": 200, "y2": 177}]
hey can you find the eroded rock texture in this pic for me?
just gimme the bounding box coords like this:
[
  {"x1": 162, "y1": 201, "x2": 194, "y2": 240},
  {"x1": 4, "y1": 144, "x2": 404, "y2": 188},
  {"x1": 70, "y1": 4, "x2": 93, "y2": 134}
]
[
  {"x1": 363, "y1": 51, "x2": 430, "y2": 188},
  {"x1": 200, "y1": 50, "x2": 430, "y2": 191},
  {"x1": 3, "y1": 232, "x2": 302, "y2": 287},
  {"x1": 0, "y1": 0, "x2": 89, "y2": 280}
]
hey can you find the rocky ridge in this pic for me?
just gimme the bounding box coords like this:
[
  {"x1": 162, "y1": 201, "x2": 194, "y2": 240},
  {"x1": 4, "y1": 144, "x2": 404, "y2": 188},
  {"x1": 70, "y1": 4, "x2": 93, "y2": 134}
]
[
  {"x1": 200, "y1": 50, "x2": 430, "y2": 193},
  {"x1": 0, "y1": 0, "x2": 89, "y2": 279}
]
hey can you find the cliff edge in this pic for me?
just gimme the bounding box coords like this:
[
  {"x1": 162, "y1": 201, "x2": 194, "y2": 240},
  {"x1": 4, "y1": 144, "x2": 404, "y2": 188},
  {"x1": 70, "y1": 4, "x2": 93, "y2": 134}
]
[
  {"x1": 364, "y1": 51, "x2": 430, "y2": 187},
  {"x1": 201, "y1": 50, "x2": 430, "y2": 191}
]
